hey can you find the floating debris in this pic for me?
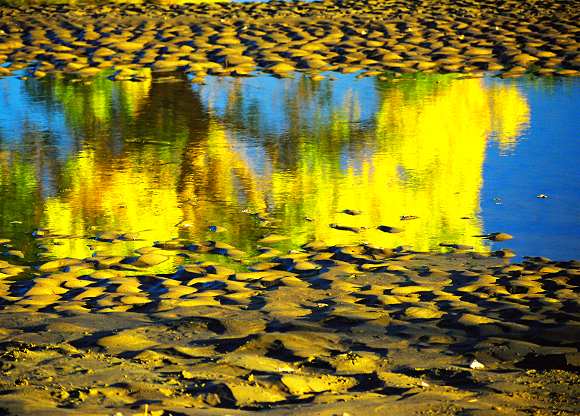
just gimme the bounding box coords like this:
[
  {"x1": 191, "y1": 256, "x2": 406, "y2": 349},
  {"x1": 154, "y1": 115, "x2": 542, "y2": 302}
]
[
  {"x1": 475, "y1": 232, "x2": 513, "y2": 241},
  {"x1": 341, "y1": 209, "x2": 362, "y2": 216},
  {"x1": 492, "y1": 248, "x2": 517, "y2": 258},
  {"x1": 330, "y1": 224, "x2": 362, "y2": 233},
  {"x1": 377, "y1": 225, "x2": 404, "y2": 233},
  {"x1": 439, "y1": 243, "x2": 474, "y2": 250}
]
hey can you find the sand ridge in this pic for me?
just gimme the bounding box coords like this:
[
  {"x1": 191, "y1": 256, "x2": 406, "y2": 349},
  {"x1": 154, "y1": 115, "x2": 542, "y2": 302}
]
[
  {"x1": 0, "y1": 236, "x2": 578, "y2": 415},
  {"x1": 0, "y1": 0, "x2": 578, "y2": 80}
]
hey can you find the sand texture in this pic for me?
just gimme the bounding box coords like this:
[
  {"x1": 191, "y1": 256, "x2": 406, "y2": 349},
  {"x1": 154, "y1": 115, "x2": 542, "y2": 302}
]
[
  {"x1": 0, "y1": 238, "x2": 578, "y2": 415},
  {"x1": 0, "y1": 0, "x2": 578, "y2": 80}
]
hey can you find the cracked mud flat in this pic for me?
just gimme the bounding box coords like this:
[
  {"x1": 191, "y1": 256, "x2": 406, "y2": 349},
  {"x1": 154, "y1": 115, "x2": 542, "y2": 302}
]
[
  {"x1": 0, "y1": 0, "x2": 579, "y2": 81},
  {"x1": 0, "y1": 237, "x2": 578, "y2": 415}
]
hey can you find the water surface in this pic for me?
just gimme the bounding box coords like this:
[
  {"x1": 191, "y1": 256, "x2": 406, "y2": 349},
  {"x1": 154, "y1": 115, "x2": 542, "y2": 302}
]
[{"x1": 0, "y1": 72, "x2": 578, "y2": 262}]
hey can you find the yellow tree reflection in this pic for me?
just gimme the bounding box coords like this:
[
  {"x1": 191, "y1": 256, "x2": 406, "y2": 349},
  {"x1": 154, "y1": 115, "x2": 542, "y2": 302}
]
[
  {"x1": 43, "y1": 148, "x2": 183, "y2": 258},
  {"x1": 489, "y1": 83, "x2": 530, "y2": 153},
  {"x1": 20, "y1": 74, "x2": 530, "y2": 259},
  {"x1": 264, "y1": 76, "x2": 530, "y2": 251}
]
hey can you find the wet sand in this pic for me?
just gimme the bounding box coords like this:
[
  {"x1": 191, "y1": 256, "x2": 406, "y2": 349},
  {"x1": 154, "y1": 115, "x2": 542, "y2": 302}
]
[
  {"x1": 0, "y1": 0, "x2": 579, "y2": 80},
  {"x1": 0, "y1": 235, "x2": 579, "y2": 415}
]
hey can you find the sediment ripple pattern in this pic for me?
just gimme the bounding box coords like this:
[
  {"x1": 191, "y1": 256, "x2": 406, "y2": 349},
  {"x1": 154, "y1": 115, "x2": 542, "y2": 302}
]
[
  {"x1": 0, "y1": 0, "x2": 578, "y2": 79},
  {"x1": 0, "y1": 238, "x2": 578, "y2": 414}
]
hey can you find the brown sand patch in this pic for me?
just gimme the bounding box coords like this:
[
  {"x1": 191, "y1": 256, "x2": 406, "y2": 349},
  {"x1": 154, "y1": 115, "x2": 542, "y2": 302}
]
[{"x1": 0, "y1": 237, "x2": 578, "y2": 414}]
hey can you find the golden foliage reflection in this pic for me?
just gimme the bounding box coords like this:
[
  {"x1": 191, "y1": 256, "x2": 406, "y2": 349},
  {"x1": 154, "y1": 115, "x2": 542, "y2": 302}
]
[{"x1": 0, "y1": 74, "x2": 530, "y2": 259}]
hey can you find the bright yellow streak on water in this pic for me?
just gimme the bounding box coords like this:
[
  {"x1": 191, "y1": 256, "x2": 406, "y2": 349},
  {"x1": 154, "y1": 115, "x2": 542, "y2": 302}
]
[
  {"x1": 27, "y1": 75, "x2": 530, "y2": 259},
  {"x1": 489, "y1": 83, "x2": 531, "y2": 153}
]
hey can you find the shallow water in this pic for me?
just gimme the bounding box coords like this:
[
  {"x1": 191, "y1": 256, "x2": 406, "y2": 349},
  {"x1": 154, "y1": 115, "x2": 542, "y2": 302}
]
[{"x1": 0, "y1": 72, "x2": 578, "y2": 262}]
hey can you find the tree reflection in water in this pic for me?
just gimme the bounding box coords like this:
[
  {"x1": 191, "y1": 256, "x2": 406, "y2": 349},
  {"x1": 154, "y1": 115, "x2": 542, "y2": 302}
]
[{"x1": 0, "y1": 72, "x2": 530, "y2": 260}]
